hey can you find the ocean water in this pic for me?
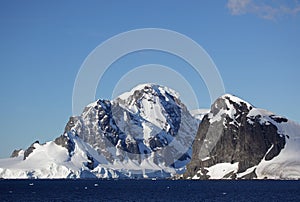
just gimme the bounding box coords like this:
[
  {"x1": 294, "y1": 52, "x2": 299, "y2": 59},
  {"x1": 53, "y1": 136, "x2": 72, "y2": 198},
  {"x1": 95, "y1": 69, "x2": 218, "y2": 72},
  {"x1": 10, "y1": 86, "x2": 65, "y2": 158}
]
[{"x1": 0, "y1": 179, "x2": 300, "y2": 202}]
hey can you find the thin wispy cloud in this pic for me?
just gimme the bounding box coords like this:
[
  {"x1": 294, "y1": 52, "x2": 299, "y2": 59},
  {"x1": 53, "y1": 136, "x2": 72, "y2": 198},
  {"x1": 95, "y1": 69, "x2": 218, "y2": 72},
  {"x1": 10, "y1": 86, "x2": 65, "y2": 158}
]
[{"x1": 227, "y1": 0, "x2": 300, "y2": 20}]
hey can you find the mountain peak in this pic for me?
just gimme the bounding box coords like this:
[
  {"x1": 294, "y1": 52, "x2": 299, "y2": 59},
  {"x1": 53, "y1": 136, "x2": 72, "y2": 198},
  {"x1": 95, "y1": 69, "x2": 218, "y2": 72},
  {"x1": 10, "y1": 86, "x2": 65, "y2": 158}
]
[
  {"x1": 219, "y1": 94, "x2": 253, "y2": 108},
  {"x1": 1, "y1": 85, "x2": 299, "y2": 180},
  {"x1": 184, "y1": 93, "x2": 300, "y2": 180},
  {"x1": 116, "y1": 83, "x2": 180, "y2": 102},
  {"x1": 208, "y1": 94, "x2": 253, "y2": 125}
]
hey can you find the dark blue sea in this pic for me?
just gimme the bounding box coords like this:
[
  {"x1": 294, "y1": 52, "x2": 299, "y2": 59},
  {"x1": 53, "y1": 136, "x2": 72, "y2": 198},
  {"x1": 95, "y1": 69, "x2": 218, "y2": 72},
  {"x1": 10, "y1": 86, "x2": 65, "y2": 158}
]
[{"x1": 1, "y1": 179, "x2": 300, "y2": 202}]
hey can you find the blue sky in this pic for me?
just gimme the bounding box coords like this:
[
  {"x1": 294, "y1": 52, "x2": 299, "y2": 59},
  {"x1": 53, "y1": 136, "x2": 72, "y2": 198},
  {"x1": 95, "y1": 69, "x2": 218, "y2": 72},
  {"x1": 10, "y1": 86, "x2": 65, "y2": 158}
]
[{"x1": 0, "y1": 0, "x2": 299, "y2": 158}]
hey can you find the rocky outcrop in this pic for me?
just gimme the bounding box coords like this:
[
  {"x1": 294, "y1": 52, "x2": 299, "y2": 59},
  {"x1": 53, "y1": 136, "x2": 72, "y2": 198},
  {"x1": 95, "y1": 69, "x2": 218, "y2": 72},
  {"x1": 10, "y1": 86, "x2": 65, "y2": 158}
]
[
  {"x1": 63, "y1": 84, "x2": 198, "y2": 168},
  {"x1": 23, "y1": 141, "x2": 40, "y2": 160},
  {"x1": 54, "y1": 134, "x2": 75, "y2": 156},
  {"x1": 2, "y1": 88, "x2": 300, "y2": 179},
  {"x1": 184, "y1": 94, "x2": 287, "y2": 179},
  {"x1": 10, "y1": 149, "x2": 22, "y2": 158}
]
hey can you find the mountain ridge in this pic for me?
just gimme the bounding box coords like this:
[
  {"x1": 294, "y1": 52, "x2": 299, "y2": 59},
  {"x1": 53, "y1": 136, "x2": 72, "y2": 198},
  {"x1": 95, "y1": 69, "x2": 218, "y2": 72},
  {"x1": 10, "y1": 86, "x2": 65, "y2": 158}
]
[
  {"x1": 183, "y1": 94, "x2": 300, "y2": 180},
  {"x1": 0, "y1": 84, "x2": 299, "y2": 179},
  {"x1": 0, "y1": 84, "x2": 198, "y2": 179}
]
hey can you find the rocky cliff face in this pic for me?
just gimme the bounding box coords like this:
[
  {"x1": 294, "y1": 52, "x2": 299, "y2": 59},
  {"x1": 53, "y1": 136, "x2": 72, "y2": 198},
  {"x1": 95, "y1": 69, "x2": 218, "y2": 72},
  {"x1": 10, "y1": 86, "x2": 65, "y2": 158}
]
[
  {"x1": 1, "y1": 88, "x2": 300, "y2": 179},
  {"x1": 0, "y1": 84, "x2": 199, "y2": 179},
  {"x1": 183, "y1": 94, "x2": 291, "y2": 179},
  {"x1": 65, "y1": 84, "x2": 198, "y2": 169}
]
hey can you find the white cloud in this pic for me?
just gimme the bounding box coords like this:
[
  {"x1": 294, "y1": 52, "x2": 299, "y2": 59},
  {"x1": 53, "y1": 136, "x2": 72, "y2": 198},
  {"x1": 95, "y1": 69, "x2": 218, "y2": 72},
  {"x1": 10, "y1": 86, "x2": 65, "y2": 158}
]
[
  {"x1": 227, "y1": 0, "x2": 300, "y2": 20},
  {"x1": 227, "y1": 0, "x2": 252, "y2": 15}
]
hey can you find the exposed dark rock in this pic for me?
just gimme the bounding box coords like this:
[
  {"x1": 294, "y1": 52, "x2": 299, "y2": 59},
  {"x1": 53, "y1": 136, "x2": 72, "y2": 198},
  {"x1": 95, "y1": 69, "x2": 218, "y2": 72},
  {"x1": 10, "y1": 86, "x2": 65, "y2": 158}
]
[
  {"x1": 184, "y1": 95, "x2": 286, "y2": 179},
  {"x1": 10, "y1": 149, "x2": 22, "y2": 158},
  {"x1": 23, "y1": 141, "x2": 40, "y2": 160},
  {"x1": 64, "y1": 117, "x2": 76, "y2": 133},
  {"x1": 149, "y1": 136, "x2": 165, "y2": 151},
  {"x1": 269, "y1": 115, "x2": 288, "y2": 123},
  {"x1": 54, "y1": 134, "x2": 75, "y2": 156},
  {"x1": 64, "y1": 84, "x2": 194, "y2": 167},
  {"x1": 173, "y1": 152, "x2": 191, "y2": 164},
  {"x1": 86, "y1": 154, "x2": 96, "y2": 170}
]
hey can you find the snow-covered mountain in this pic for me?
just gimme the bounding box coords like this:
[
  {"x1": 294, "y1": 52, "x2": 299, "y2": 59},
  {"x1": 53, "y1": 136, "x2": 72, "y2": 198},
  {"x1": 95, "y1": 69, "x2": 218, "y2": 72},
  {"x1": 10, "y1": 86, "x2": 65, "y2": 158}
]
[
  {"x1": 1, "y1": 85, "x2": 299, "y2": 179},
  {"x1": 183, "y1": 94, "x2": 300, "y2": 180},
  {"x1": 0, "y1": 84, "x2": 199, "y2": 179}
]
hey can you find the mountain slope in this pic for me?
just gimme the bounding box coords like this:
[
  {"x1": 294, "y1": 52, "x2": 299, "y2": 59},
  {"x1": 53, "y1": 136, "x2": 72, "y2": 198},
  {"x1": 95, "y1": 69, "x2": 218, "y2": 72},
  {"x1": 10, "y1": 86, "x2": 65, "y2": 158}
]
[
  {"x1": 183, "y1": 94, "x2": 300, "y2": 180},
  {"x1": 1, "y1": 87, "x2": 299, "y2": 179},
  {"x1": 0, "y1": 135, "x2": 119, "y2": 179},
  {"x1": 0, "y1": 84, "x2": 199, "y2": 179}
]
